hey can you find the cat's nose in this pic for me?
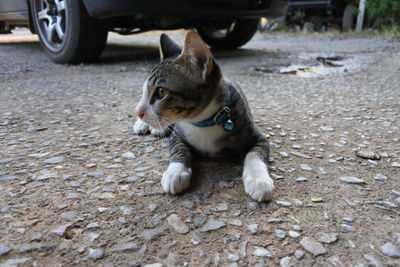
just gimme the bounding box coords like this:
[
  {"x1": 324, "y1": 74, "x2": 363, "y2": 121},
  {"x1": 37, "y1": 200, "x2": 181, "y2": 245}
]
[{"x1": 136, "y1": 110, "x2": 145, "y2": 119}]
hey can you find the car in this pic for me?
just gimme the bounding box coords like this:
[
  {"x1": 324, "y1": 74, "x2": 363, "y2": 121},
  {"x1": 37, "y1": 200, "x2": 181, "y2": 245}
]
[
  {"x1": 0, "y1": 0, "x2": 288, "y2": 64},
  {"x1": 287, "y1": 0, "x2": 356, "y2": 30}
]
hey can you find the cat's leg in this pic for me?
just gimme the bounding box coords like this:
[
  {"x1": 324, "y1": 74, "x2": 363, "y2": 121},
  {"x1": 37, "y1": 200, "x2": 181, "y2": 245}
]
[
  {"x1": 133, "y1": 119, "x2": 170, "y2": 137},
  {"x1": 162, "y1": 135, "x2": 192, "y2": 194},
  {"x1": 242, "y1": 138, "x2": 274, "y2": 202}
]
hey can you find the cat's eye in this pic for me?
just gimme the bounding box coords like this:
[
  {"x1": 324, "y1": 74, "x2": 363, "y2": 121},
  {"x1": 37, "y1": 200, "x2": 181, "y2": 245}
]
[{"x1": 156, "y1": 87, "x2": 168, "y2": 99}]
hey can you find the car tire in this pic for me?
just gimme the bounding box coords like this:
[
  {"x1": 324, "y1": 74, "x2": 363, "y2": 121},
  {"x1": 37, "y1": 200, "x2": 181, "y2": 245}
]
[
  {"x1": 342, "y1": 3, "x2": 355, "y2": 31},
  {"x1": 31, "y1": 0, "x2": 108, "y2": 64},
  {"x1": 197, "y1": 19, "x2": 260, "y2": 49}
]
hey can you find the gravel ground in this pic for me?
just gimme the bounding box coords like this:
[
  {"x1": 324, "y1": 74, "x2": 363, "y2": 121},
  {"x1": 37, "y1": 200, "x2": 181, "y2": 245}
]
[{"x1": 1, "y1": 29, "x2": 400, "y2": 267}]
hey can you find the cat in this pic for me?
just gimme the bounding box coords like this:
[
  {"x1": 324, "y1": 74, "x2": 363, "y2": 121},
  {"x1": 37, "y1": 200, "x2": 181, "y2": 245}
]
[{"x1": 133, "y1": 31, "x2": 274, "y2": 202}]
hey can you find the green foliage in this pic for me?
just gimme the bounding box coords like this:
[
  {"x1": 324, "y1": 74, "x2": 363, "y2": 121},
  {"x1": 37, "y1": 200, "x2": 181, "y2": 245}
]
[{"x1": 364, "y1": 0, "x2": 400, "y2": 29}]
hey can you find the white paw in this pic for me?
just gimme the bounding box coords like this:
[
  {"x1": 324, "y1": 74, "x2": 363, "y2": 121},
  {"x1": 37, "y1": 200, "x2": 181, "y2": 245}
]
[
  {"x1": 162, "y1": 162, "x2": 192, "y2": 195},
  {"x1": 149, "y1": 126, "x2": 170, "y2": 137},
  {"x1": 243, "y1": 152, "x2": 274, "y2": 202},
  {"x1": 133, "y1": 119, "x2": 150, "y2": 135}
]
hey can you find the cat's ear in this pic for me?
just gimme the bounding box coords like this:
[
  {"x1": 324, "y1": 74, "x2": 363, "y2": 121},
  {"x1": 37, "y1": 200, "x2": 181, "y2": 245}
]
[
  {"x1": 181, "y1": 30, "x2": 214, "y2": 80},
  {"x1": 159, "y1": 33, "x2": 181, "y2": 61}
]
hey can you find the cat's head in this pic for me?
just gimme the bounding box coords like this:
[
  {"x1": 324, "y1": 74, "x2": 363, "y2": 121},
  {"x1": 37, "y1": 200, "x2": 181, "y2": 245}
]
[{"x1": 135, "y1": 31, "x2": 221, "y2": 129}]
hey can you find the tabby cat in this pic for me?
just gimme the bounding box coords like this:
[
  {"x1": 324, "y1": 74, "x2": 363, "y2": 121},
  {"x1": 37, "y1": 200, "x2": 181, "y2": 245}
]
[{"x1": 133, "y1": 31, "x2": 274, "y2": 202}]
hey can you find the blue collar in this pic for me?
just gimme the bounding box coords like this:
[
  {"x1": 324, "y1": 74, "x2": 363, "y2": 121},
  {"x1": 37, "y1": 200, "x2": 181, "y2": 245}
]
[{"x1": 191, "y1": 89, "x2": 235, "y2": 131}]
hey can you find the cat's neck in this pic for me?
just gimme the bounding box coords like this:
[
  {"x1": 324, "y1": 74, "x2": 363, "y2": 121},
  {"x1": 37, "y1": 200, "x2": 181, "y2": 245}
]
[{"x1": 184, "y1": 78, "x2": 229, "y2": 123}]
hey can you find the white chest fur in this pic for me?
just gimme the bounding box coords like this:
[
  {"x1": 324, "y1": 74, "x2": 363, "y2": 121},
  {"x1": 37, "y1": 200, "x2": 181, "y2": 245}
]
[{"x1": 178, "y1": 122, "x2": 225, "y2": 156}]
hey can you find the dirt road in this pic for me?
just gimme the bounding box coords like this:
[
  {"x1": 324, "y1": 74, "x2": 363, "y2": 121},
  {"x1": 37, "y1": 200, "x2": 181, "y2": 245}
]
[{"x1": 1, "y1": 30, "x2": 399, "y2": 266}]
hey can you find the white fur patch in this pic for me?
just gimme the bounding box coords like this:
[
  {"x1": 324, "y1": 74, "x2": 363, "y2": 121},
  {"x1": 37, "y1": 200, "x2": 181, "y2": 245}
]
[
  {"x1": 242, "y1": 152, "x2": 274, "y2": 202},
  {"x1": 133, "y1": 119, "x2": 150, "y2": 135},
  {"x1": 179, "y1": 122, "x2": 224, "y2": 155},
  {"x1": 162, "y1": 162, "x2": 192, "y2": 194}
]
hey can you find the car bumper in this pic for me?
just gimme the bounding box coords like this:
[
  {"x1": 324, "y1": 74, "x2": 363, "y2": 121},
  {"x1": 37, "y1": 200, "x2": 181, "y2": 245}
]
[{"x1": 83, "y1": 0, "x2": 288, "y2": 19}]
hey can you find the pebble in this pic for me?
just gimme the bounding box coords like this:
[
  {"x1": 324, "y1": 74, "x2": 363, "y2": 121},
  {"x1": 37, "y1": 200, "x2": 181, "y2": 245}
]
[
  {"x1": 320, "y1": 125, "x2": 334, "y2": 132},
  {"x1": 392, "y1": 162, "x2": 400, "y2": 168},
  {"x1": 380, "y1": 242, "x2": 400, "y2": 258},
  {"x1": 276, "y1": 201, "x2": 292, "y2": 208},
  {"x1": 17, "y1": 244, "x2": 34, "y2": 253},
  {"x1": 167, "y1": 214, "x2": 189, "y2": 234},
  {"x1": 291, "y1": 151, "x2": 312, "y2": 159},
  {"x1": 289, "y1": 231, "x2": 300, "y2": 238},
  {"x1": 43, "y1": 157, "x2": 64, "y2": 164},
  {"x1": 118, "y1": 217, "x2": 127, "y2": 224},
  {"x1": 89, "y1": 248, "x2": 105, "y2": 260},
  {"x1": 280, "y1": 256, "x2": 291, "y2": 267},
  {"x1": 300, "y1": 237, "x2": 327, "y2": 256},
  {"x1": 339, "y1": 176, "x2": 365, "y2": 184},
  {"x1": 229, "y1": 219, "x2": 243, "y2": 226},
  {"x1": 51, "y1": 224, "x2": 72, "y2": 237},
  {"x1": 0, "y1": 158, "x2": 13, "y2": 164},
  {"x1": 120, "y1": 206, "x2": 133, "y2": 215},
  {"x1": 294, "y1": 250, "x2": 304, "y2": 260},
  {"x1": 122, "y1": 152, "x2": 136, "y2": 159},
  {"x1": 253, "y1": 247, "x2": 272, "y2": 258},
  {"x1": 300, "y1": 164, "x2": 313, "y2": 171},
  {"x1": 145, "y1": 146, "x2": 156, "y2": 153},
  {"x1": 86, "y1": 222, "x2": 100, "y2": 229},
  {"x1": 275, "y1": 229, "x2": 286, "y2": 240},
  {"x1": 318, "y1": 233, "x2": 338, "y2": 244},
  {"x1": 191, "y1": 235, "x2": 201, "y2": 245},
  {"x1": 194, "y1": 217, "x2": 206, "y2": 226},
  {"x1": 143, "y1": 264, "x2": 162, "y2": 267},
  {"x1": 148, "y1": 203, "x2": 158, "y2": 212},
  {"x1": 111, "y1": 242, "x2": 139, "y2": 253},
  {"x1": 0, "y1": 243, "x2": 11, "y2": 256},
  {"x1": 279, "y1": 152, "x2": 289, "y2": 157},
  {"x1": 342, "y1": 217, "x2": 354, "y2": 223},
  {"x1": 36, "y1": 170, "x2": 55, "y2": 180},
  {"x1": 363, "y1": 254, "x2": 382, "y2": 267},
  {"x1": 0, "y1": 258, "x2": 31, "y2": 266},
  {"x1": 296, "y1": 177, "x2": 308, "y2": 182},
  {"x1": 247, "y1": 224, "x2": 259, "y2": 235},
  {"x1": 60, "y1": 211, "x2": 76, "y2": 221},
  {"x1": 214, "y1": 203, "x2": 228, "y2": 211},
  {"x1": 340, "y1": 224, "x2": 355, "y2": 232},
  {"x1": 227, "y1": 254, "x2": 240, "y2": 262},
  {"x1": 239, "y1": 241, "x2": 248, "y2": 257},
  {"x1": 87, "y1": 172, "x2": 103, "y2": 178},
  {"x1": 141, "y1": 227, "x2": 166, "y2": 241},
  {"x1": 248, "y1": 201, "x2": 259, "y2": 210},
  {"x1": 373, "y1": 174, "x2": 387, "y2": 181},
  {"x1": 201, "y1": 220, "x2": 225, "y2": 232}
]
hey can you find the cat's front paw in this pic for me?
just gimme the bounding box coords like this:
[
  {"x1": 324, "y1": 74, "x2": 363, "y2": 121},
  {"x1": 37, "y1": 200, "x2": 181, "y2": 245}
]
[
  {"x1": 162, "y1": 162, "x2": 192, "y2": 195},
  {"x1": 243, "y1": 174, "x2": 274, "y2": 202},
  {"x1": 133, "y1": 119, "x2": 150, "y2": 135},
  {"x1": 149, "y1": 126, "x2": 170, "y2": 137}
]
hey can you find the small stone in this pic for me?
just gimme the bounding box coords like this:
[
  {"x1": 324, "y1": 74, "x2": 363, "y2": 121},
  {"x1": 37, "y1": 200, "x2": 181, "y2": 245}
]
[
  {"x1": 227, "y1": 254, "x2": 240, "y2": 262},
  {"x1": 17, "y1": 244, "x2": 34, "y2": 253},
  {"x1": 373, "y1": 174, "x2": 387, "y2": 181},
  {"x1": 268, "y1": 218, "x2": 283, "y2": 224},
  {"x1": 51, "y1": 224, "x2": 72, "y2": 237},
  {"x1": 148, "y1": 203, "x2": 158, "y2": 212},
  {"x1": 296, "y1": 177, "x2": 308, "y2": 182},
  {"x1": 339, "y1": 176, "x2": 365, "y2": 184},
  {"x1": 0, "y1": 158, "x2": 13, "y2": 164},
  {"x1": 363, "y1": 254, "x2": 382, "y2": 267},
  {"x1": 87, "y1": 172, "x2": 103, "y2": 178},
  {"x1": 0, "y1": 175, "x2": 18, "y2": 183},
  {"x1": 120, "y1": 205, "x2": 133, "y2": 215},
  {"x1": 0, "y1": 258, "x2": 31, "y2": 266},
  {"x1": 318, "y1": 233, "x2": 338, "y2": 244},
  {"x1": 89, "y1": 248, "x2": 104, "y2": 260},
  {"x1": 141, "y1": 227, "x2": 166, "y2": 241},
  {"x1": 239, "y1": 241, "x2": 248, "y2": 257},
  {"x1": 311, "y1": 198, "x2": 323, "y2": 203},
  {"x1": 191, "y1": 235, "x2": 201, "y2": 245},
  {"x1": 300, "y1": 237, "x2": 327, "y2": 256},
  {"x1": 167, "y1": 214, "x2": 189, "y2": 234},
  {"x1": 279, "y1": 152, "x2": 289, "y2": 157},
  {"x1": 229, "y1": 219, "x2": 243, "y2": 226},
  {"x1": 253, "y1": 247, "x2": 272, "y2": 258},
  {"x1": 342, "y1": 217, "x2": 354, "y2": 223},
  {"x1": 320, "y1": 125, "x2": 334, "y2": 132},
  {"x1": 291, "y1": 151, "x2": 312, "y2": 159},
  {"x1": 276, "y1": 201, "x2": 292, "y2": 208},
  {"x1": 86, "y1": 223, "x2": 100, "y2": 230},
  {"x1": 275, "y1": 229, "x2": 286, "y2": 240},
  {"x1": 289, "y1": 231, "x2": 300, "y2": 238},
  {"x1": 60, "y1": 211, "x2": 76, "y2": 221},
  {"x1": 122, "y1": 152, "x2": 136, "y2": 159},
  {"x1": 247, "y1": 224, "x2": 259, "y2": 235},
  {"x1": 340, "y1": 224, "x2": 355, "y2": 232},
  {"x1": 280, "y1": 256, "x2": 291, "y2": 267},
  {"x1": 292, "y1": 144, "x2": 302, "y2": 149},
  {"x1": 36, "y1": 170, "x2": 55, "y2": 180},
  {"x1": 300, "y1": 164, "x2": 313, "y2": 171},
  {"x1": 391, "y1": 162, "x2": 400, "y2": 168},
  {"x1": 182, "y1": 200, "x2": 194, "y2": 209},
  {"x1": 0, "y1": 243, "x2": 11, "y2": 256},
  {"x1": 214, "y1": 203, "x2": 228, "y2": 211},
  {"x1": 294, "y1": 250, "x2": 304, "y2": 260},
  {"x1": 44, "y1": 157, "x2": 64, "y2": 164},
  {"x1": 194, "y1": 217, "x2": 206, "y2": 226},
  {"x1": 201, "y1": 220, "x2": 225, "y2": 232},
  {"x1": 111, "y1": 242, "x2": 139, "y2": 253},
  {"x1": 248, "y1": 201, "x2": 259, "y2": 210},
  {"x1": 381, "y1": 242, "x2": 400, "y2": 258},
  {"x1": 118, "y1": 217, "x2": 127, "y2": 224},
  {"x1": 145, "y1": 146, "x2": 156, "y2": 153}
]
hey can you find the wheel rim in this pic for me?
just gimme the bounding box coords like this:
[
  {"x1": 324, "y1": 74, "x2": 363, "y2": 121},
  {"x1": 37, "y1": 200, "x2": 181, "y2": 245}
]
[
  {"x1": 201, "y1": 21, "x2": 236, "y2": 39},
  {"x1": 35, "y1": 0, "x2": 67, "y2": 52}
]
